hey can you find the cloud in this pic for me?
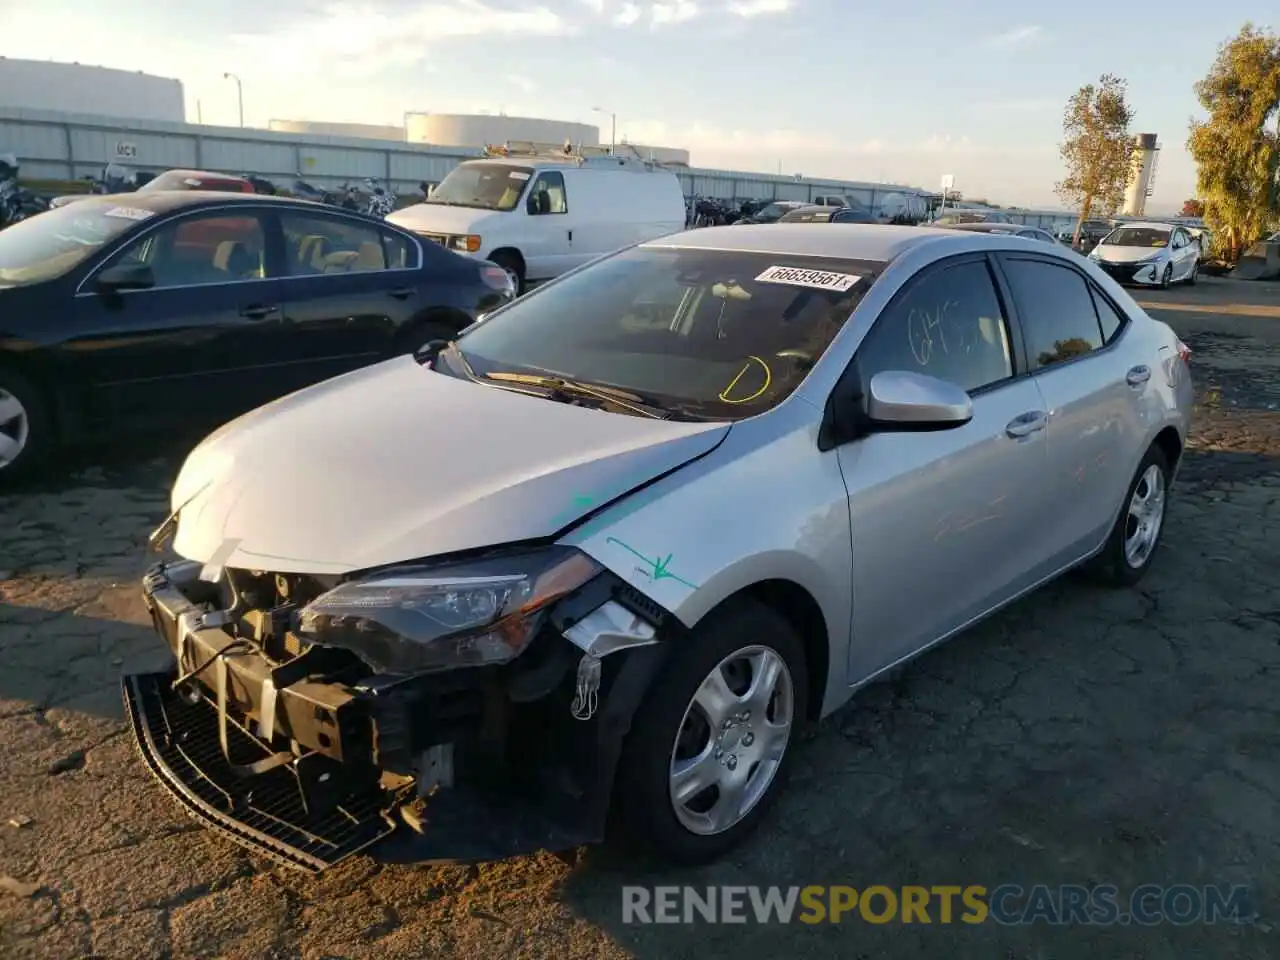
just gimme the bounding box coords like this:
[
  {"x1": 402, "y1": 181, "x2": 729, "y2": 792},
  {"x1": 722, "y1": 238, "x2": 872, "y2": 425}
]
[
  {"x1": 231, "y1": 2, "x2": 571, "y2": 79},
  {"x1": 505, "y1": 73, "x2": 537, "y2": 94},
  {"x1": 613, "y1": 2, "x2": 642, "y2": 24},
  {"x1": 985, "y1": 24, "x2": 1042, "y2": 48},
  {"x1": 577, "y1": 0, "x2": 606, "y2": 11},
  {"x1": 651, "y1": 1, "x2": 699, "y2": 26},
  {"x1": 726, "y1": 0, "x2": 791, "y2": 16}
]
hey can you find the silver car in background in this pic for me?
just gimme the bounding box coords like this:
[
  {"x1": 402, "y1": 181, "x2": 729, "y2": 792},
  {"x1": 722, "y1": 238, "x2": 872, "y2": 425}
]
[
  {"x1": 1089, "y1": 221, "x2": 1201, "y2": 288},
  {"x1": 128, "y1": 224, "x2": 1193, "y2": 871}
]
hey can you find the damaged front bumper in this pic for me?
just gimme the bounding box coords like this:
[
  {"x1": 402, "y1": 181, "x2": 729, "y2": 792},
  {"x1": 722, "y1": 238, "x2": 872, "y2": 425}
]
[{"x1": 126, "y1": 558, "x2": 672, "y2": 872}]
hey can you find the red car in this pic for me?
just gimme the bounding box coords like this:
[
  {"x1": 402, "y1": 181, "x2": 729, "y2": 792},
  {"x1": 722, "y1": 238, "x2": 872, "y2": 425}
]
[{"x1": 139, "y1": 170, "x2": 257, "y2": 194}]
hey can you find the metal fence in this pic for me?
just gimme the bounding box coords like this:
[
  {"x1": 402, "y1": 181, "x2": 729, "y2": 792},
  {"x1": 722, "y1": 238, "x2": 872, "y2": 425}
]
[
  {"x1": 1, "y1": 106, "x2": 1091, "y2": 229},
  {"x1": 2, "y1": 107, "x2": 927, "y2": 210}
]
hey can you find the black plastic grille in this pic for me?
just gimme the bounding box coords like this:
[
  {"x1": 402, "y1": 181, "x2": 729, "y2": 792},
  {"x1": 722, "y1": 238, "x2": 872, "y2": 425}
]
[{"x1": 123, "y1": 672, "x2": 396, "y2": 872}]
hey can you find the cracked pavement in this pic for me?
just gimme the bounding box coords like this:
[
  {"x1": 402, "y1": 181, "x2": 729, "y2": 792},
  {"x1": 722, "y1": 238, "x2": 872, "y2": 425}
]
[{"x1": 2, "y1": 278, "x2": 1278, "y2": 959}]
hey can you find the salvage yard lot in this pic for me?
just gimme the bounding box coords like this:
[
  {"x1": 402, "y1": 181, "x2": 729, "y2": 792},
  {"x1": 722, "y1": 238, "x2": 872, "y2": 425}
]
[{"x1": 2, "y1": 278, "x2": 1278, "y2": 959}]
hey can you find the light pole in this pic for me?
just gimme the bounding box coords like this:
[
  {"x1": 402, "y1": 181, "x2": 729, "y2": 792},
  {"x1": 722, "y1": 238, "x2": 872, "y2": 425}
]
[
  {"x1": 592, "y1": 106, "x2": 616, "y2": 154},
  {"x1": 223, "y1": 72, "x2": 244, "y2": 128}
]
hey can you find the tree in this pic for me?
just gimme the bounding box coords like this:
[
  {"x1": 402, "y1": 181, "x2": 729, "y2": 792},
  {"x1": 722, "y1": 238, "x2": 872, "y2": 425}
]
[
  {"x1": 1056, "y1": 74, "x2": 1136, "y2": 246},
  {"x1": 1187, "y1": 24, "x2": 1280, "y2": 261},
  {"x1": 1181, "y1": 198, "x2": 1205, "y2": 217}
]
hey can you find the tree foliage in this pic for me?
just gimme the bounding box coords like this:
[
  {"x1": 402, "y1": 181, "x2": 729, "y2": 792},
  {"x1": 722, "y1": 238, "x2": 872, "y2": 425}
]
[
  {"x1": 1187, "y1": 23, "x2": 1280, "y2": 260},
  {"x1": 1181, "y1": 198, "x2": 1205, "y2": 217},
  {"x1": 1056, "y1": 74, "x2": 1136, "y2": 244}
]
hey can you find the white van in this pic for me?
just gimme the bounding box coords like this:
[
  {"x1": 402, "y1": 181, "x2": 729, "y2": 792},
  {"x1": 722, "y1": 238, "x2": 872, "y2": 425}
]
[{"x1": 388, "y1": 152, "x2": 686, "y2": 293}]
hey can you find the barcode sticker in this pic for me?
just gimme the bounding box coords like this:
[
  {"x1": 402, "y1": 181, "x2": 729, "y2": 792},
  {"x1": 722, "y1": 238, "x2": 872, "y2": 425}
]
[{"x1": 755, "y1": 265, "x2": 861, "y2": 292}]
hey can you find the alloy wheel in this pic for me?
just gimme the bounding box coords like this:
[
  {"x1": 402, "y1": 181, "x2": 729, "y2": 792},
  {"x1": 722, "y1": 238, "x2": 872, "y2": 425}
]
[
  {"x1": 0, "y1": 387, "x2": 30, "y2": 469},
  {"x1": 668, "y1": 644, "x2": 795, "y2": 836},
  {"x1": 1124, "y1": 463, "x2": 1166, "y2": 568}
]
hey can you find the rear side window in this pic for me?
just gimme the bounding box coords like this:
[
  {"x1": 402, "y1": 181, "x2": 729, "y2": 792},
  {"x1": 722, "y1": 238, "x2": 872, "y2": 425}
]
[
  {"x1": 855, "y1": 259, "x2": 1014, "y2": 394},
  {"x1": 1090, "y1": 287, "x2": 1126, "y2": 343},
  {"x1": 1001, "y1": 258, "x2": 1104, "y2": 369},
  {"x1": 381, "y1": 228, "x2": 419, "y2": 269}
]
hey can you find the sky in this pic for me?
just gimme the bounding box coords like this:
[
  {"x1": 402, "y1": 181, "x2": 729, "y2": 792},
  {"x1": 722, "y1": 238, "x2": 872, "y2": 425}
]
[{"x1": 4, "y1": 0, "x2": 1277, "y2": 211}]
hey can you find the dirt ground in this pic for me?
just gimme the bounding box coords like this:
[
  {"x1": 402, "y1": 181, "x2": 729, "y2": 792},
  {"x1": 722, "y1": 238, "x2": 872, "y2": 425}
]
[{"x1": 1, "y1": 278, "x2": 1278, "y2": 959}]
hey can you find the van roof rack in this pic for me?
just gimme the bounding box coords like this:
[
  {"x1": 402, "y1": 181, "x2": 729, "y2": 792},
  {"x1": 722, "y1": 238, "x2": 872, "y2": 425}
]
[{"x1": 480, "y1": 140, "x2": 668, "y2": 171}]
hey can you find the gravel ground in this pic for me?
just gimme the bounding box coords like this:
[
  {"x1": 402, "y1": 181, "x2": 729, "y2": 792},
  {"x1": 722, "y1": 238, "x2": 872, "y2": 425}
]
[{"x1": 1, "y1": 280, "x2": 1278, "y2": 959}]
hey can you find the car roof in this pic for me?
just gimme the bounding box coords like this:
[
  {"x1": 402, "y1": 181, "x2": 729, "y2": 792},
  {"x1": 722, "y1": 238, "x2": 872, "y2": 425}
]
[
  {"x1": 1112, "y1": 221, "x2": 1173, "y2": 232},
  {"x1": 940, "y1": 222, "x2": 1028, "y2": 233},
  {"x1": 645, "y1": 223, "x2": 966, "y2": 262},
  {"x1": 55, "y1": 191, "x2": 359, "y2": 216},
  {"x1": 158, "y1": 169, "x2": 250, "y2": 180}
]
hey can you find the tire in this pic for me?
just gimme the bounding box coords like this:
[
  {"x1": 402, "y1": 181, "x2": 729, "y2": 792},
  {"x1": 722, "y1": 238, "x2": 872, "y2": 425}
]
[
  {"x1": 613, "y1": 597, "x2": 808, "y2": 865},
  {"x1": 0, "y1": 365, "x2": 54, "y2": 482},
  {"x1": 1085, "y1": 444, "x2": 1171, "y2": 588},
  {"x1": 488, "y1": 251, "x2": 525, "y2": 296},
  {"x1": 1160, "y1": 263, "x2": 1173, "y2": 289},
  {"x1": 1186, "y1": 260, "x2": 1198, "y2": 285}
]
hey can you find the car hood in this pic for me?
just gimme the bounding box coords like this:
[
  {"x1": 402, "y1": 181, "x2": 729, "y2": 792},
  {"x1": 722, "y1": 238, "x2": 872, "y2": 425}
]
[
  {"x1": 170, "y1": 356, "x2": 730, "y2": 575},
  {"x1": 1093, "y1": 244, "x2": 1168, "y2": 264},
  {"x1": 387, "y1": 203, "x2": 503, "y2": 236}
]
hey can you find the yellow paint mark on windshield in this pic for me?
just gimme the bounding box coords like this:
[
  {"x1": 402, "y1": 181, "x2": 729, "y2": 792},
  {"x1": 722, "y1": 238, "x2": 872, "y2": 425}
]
[{"x1": 719, "y1": 355, "x2": 772, "y2": 404}]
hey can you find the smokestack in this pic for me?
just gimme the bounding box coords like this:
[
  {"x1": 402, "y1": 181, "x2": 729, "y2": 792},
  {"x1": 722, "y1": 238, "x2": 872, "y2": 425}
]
[{"x1": 1122, "y1": 133, "x2": 1160, "y2": 217}]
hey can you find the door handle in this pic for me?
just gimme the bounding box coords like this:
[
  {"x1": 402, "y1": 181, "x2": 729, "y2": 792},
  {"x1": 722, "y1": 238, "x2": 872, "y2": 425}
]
[
  {"x1": 1126, "y1": 365, "x2": 1151, "y2": 386},
  {"x1": 239, "y1": 304, "x2": 279, "y2": 320},
  {"x1": 1005, "y1": 411, "x2": 1047, "y2": 438},
  {"x1": 568, "y1": 229, "x2": 573, "y2": 242},
  {"x1": 387, "y1": 287, "x2": 415, "y2": 299}
]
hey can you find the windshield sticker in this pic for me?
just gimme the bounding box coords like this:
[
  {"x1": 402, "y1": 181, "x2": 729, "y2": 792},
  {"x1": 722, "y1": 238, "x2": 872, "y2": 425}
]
[
  {"x1": 509, "y1": 171, "x2": 531, "y2": 181},
  {"x1": 755, "y1": 265, "x2": 861, "y2": 292},
  {"x1": 103, "y1": 206, "x2": 155, "y2": 221}
]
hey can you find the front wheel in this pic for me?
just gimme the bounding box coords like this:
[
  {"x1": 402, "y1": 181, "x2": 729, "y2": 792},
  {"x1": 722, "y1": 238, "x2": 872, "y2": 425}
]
[
  {"x1": 1160, "y1": 263, "x2": 1173, "y2": 289},
  {"x1": 613, "y1": 598, "x2": 808, "y2": 864},
  {"x1": 1186, "y1": 260, "x2": 1198, "y2": 285},
  {"x1": 488, "y1": 252, "x2": 525, "y2": 296},
  {"x1": 0, "y1": 366, "x2": 53, "y2": 482}
]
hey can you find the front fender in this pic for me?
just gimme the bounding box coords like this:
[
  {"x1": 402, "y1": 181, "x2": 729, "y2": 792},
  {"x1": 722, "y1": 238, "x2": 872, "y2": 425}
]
[{"x1": 560, "y1": 401, "x2": 855, "y2": 717}]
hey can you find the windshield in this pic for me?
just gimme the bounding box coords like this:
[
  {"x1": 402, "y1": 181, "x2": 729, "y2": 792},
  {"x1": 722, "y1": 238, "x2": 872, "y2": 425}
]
[
  {"x1": 0, "y1": 201, "x2": 149, "y2": 287},
  {"x1": 139, "y1": 172, "x2": 246, "y2": 193},
  {"x1": 425, "y1": 162, "x2": 534, "y2": 211},
  {"x1": 754, "y1": 203, "x2": 798, "y2": 223},
  {"x1": 1102, "y1": 227, "x2": 1170, "y2": 248},
  {"x1": 447, "y1": 245, "x2": 881, "y2": 421}
]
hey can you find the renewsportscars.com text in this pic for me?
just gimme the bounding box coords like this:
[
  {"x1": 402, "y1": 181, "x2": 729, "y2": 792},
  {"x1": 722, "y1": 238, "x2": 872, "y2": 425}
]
[{"x1": 621, "y1": 884, "x2": 1255, "y2": 926}]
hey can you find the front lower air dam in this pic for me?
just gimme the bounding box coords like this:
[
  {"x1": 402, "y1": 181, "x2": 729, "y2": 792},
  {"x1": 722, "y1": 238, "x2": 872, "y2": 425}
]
[{"x1": 122, "y1": 550, "x2": 674, "y2": 872}]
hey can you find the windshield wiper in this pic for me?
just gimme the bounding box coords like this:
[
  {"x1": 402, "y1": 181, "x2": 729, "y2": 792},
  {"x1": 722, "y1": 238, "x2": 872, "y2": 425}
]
[{"x1": 481, "y1": 371, "x2": 676, "y2": 419}]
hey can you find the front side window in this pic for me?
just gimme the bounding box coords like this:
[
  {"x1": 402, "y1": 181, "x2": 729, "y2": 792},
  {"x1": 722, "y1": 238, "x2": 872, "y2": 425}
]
[
  {"x1": 281, "y1": 212, "x2": 387, "y2": 275},
  {"x1": 0, "y1": 201, "x2": 149, "y2": 287},
  {"x1": 1001, "y1": 258, "x2": 1104, "y2": 369},
  {"x1": 855, "y1": 259, "x2": 1014, "y2": 394},
  {"x1": 424, "y1": 162, "x2": 533, "y2": 212},
  {"x1": 107, "y1": 211, "x2": 267, "y2": 288},
  {"x1": 1101, "y1": 226, "x2": 1170, "y2": 248},
  {"x1": 526, "y1": 172, "x2": 567, "y2": 215},
  {"x1": 447, "y1": 246, "x2": 883, "y2": 421}
]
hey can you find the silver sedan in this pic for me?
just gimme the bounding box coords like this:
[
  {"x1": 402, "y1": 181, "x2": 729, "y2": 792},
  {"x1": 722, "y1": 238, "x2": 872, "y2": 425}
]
[{"x1": 137, "y1": 223, "x2": 1194, "y2": 869}]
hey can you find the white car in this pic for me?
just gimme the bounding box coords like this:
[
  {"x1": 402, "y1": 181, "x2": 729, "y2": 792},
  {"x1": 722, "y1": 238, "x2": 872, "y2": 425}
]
[{"x1": 1088, "y1": 222, "x2": 1200, "y2": 288}]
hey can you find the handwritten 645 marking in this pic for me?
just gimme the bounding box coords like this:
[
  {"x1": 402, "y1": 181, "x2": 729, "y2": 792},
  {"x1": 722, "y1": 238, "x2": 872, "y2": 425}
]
[{"x1": 604, "y1": 538, "x2": 698, "y2": 590}]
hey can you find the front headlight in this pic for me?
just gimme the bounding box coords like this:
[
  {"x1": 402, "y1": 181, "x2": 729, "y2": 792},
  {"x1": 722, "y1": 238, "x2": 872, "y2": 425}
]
[
  {"x1": 448, "y1": 234, "x2": 482, "y2": 253},
  {"x1": 297, "y1": 547, "x2": 602, "y2": 675}
]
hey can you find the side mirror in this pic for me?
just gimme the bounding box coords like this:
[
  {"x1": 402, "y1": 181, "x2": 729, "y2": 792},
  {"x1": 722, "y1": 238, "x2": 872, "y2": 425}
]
[
  {"x1": 96, "y1": 263, "x2": 155, "y2": 292},
  {"x1": 863, "y1": 370, "x2": 973, "y2": 431}
]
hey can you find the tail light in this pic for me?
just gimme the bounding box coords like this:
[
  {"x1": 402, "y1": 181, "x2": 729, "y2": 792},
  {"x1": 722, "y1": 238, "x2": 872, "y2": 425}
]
[
  {"x1": 480, "y1": 264, "x2": 516, "y2": 295},
  {"x1": 1176, "y1": 339, "x2": 1192, "y2": 363}
]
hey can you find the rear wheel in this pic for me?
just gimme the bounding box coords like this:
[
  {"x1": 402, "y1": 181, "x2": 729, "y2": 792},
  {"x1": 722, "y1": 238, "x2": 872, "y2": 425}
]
[
  {"x1": 614, "y1": 598, "x2": 807, "y2": 864},
  {"x1": 1186, "y1": 259, "x2": 1198, "y2": 285},
  {"x1": 1085, "y1": 445, "x2": 1170, "y2": 587},
  {"x1": 0, "y1": 366, "x2": 53, "y2": 482}
]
